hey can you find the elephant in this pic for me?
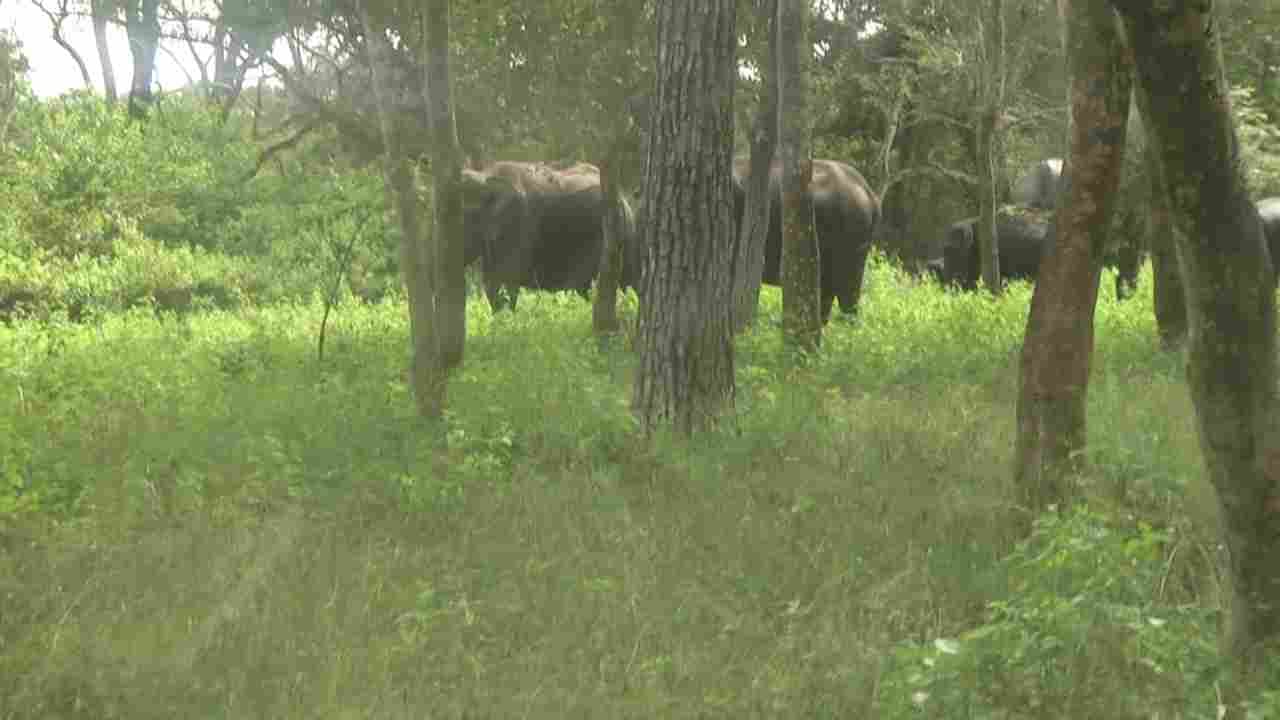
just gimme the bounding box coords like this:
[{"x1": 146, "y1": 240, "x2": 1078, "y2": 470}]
[
  {"x1": 930, "y1": 207, "x2": 1052, "y2": 290},
  {"x1": 459, "y1": 161, "x2": 638, "y2": 311},
  {"x1": 729, "y1": 157, "x2": 882, "y2": 322},
  {"x1": 1011, "y1": 157, "x2": 1064, "y2": 210},
  {"x1": 931, "y1": 205, "x2": 1148, "y2": 294},
  {"x1": 1004, "y1": 156, "x2": 1145, "y2": 298}
]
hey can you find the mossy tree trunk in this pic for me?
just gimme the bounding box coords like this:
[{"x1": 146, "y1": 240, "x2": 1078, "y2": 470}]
[
  {"x1": 777, "y1": 0, "x2": 821, "y2": 352},
  {"x1": 632, "y1": 0, "x2": 738, "y2": 435},
  {"x1": 124, "y1": 0, "x2": 159, "y2": 119},
  {"x1": 592, "y1": 0, "x2": 646, "y2": 337},
  {"x1": 424, "y1": 0, "x2": 467, "y2": 372},
  {"x1": 1115, "y1": 2, "x2": 1280, "y2": 713},
  {"x1": 362, "y1": 1, "x2": 465, "y2": 418},
  {"x1": 731, "y1": 0, "x2": 778, "y2": 333},
  {"x1": 1013, "y1": 0, "x2": 1130, "y2": 521},
  {"x1": 1138, "y1": 125, "x2": 1188, "y2": 348},
  {"x1": 974, "y1": 0, "x2": 1004, "y2": 295},
  {"x1": 593, "y1": 152, "x2": 626, "y2": 335}
]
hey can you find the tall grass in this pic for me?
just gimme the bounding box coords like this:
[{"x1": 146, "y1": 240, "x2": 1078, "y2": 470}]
[{"x1": 0, "y1": 255, "x2": 1252, "y2": 718}]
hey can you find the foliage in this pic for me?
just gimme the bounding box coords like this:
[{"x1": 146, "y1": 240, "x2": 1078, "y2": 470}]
[
  {"x1": 878, "y1": 507, "x2": 1222, "y2": 718},
  {"x1": 7, "y1": 93, "x2": 255, "y2": 256},
  {"x1": 5, "y1": 257, "x2": 1279, "y2": 716},
  {"x1": 0, "y1": 92, "x2": 396, "y2": 316},
  {"x1": 1233, "y1": 87, "x2": 1280, "y2": 198}
]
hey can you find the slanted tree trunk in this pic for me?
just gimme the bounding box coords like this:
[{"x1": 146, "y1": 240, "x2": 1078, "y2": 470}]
[
  {"x1": 1115, "y1": 2, "x2": 1280, "y2": 713},
  {"x1": 124, "y1": 0, "x2": 160, "y2": 119},
  {"x1": 731, "y1": 0, "x2": 778, "y2": 332},
  {"x1": 632, "y1": 0, "x2": 737, "y2": 435},
  {"x1": 33, "y1": 0, "x2": 94, "y2": 91},
  {"x1": 1013, "y1": 0, "x2": 1130, "y2": 521},
  {"x1": 777, "y1": 0, "x2": 821, "y2": 351},
  {"x1": 91, "y1": 0, "x2": 117, "y2": 104},
  {"x1": 974, "y1": 0, "x2": 1005, "y2": 294},
  {"x1": 1137, "y1": 110, "x2": 1188, "y2": 348}
]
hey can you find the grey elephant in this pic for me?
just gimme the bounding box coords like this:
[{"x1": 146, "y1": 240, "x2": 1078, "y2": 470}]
[
  {"x1": 1011, "y1": 158, "x2": 1064, "y2": 210},
  {"x1": 459, "y1": 161, "x2": 638, "y2": 311},
  {"x1": 1005, "y1": 156, "x2": 1144, "y2": 298},
  {"x1": 731, "y1": 157, "x2": 882, "y2": 322},
  {"x1": 930, "y1": 207, "x2": 1052, "y2": 290}
]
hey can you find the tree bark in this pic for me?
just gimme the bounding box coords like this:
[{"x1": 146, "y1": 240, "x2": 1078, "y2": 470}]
[
  {"x1": 777, "y1": 0, "x2": 821, "y2": 351},
  {"x1": 423, "y1": 0, "x2": 466, "y2": 372},
  {"x1": 33, "y1": 0, "x2": 94, "y2": 91},
  {"x1": 124, "y1": 0, "x2": 160, "y2": 119},
  {"x1": 593, "y1": 153, "x2": 625, "y2": 335},
  {"x1": 1013, "y1": 0, "x2": 1130, "y2": 522},
  {"x1": 731, "y1": 0, "x2": 778, "y2": 333},
  {"x1": 1131, "y1": 87, "x2": 1188, "y2": 349},
  {"x1": 632, "y1": 0, "x2": 738, "y2": 435},
  {"x1": 91, "y1": 0, "x2": 118, "y2": 104},
  {"x1": 362, "y1": 2, "x2": 458, "y2": 418},
  {"x1": 1115, "y1": 2, "x2": 1280, "y2": 713},
  {"x1": 975, "y1": 0, "x2": 1005, "y2": 294}
]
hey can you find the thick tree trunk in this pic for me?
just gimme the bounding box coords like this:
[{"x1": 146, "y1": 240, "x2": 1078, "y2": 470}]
[
  {"x1": 777, "y1": 0, "x2": 821, "y2": 351},
  {"x1": 91, "y1": 0, "x2": 118, "y2": 104},
  {"x1": 731, "y1": 0, "x2": 778, "y2": 332},
  {"x1": 423, "y1": 0, "x2": 466, "y2": 372},
  {"x1": 125, "y1": 0, "x2": 159, "y2": 119},
  {"x1": 1116, "y1": 2, "x2": 1280, "y2": 713},
  {"x1": 975, "y1": 0, "x2": 1004, "y2": 294},
  {"x1": 1013, "y1": 0, "x2": 1129, "y2": 521},
  {"x1": 632, "y1": 0, "x2": 737, "y2": 435}
]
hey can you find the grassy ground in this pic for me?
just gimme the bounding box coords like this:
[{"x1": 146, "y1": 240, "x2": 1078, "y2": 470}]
[{"x1": 0, "y1": 257, "x2": 1243, "y2": 718}]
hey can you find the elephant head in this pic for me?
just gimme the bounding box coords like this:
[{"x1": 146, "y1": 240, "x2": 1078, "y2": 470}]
[{"x1": 457, "y1": 161, "x2": 619, "y2": 311}]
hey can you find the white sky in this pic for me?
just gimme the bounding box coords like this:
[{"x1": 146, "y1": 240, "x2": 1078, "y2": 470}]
[{"x1": 0, "y1": 0, "x2": 200, "y2": 97}]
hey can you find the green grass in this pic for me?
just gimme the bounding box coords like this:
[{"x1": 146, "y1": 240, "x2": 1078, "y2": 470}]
[{"x1": 0, "y1": 255, "x2": 1251, "y2": 718}]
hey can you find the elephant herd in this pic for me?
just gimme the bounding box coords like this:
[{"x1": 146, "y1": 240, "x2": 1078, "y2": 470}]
[
  {"x1": 457, "y1": 156, "x2": 1280, "y2": 318},
  {"x1": 459, "y1": 157, "x2": 880, "y2": 321}
]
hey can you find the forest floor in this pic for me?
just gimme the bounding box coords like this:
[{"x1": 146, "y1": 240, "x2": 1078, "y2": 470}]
[{"x1": 0, "y1": 257, "x2": 1240, "y2": 718}]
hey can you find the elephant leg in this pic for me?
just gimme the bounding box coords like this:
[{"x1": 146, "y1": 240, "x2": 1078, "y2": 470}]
[
  {"x1": 1114, "y1": 248, "x2": 1142, "y2": 301},
  {"x1": 837, "y1": 246, "x2": 871, "y2": 318},
  {"x1": 485, "y1": 278, "x2": 519, "y2": 312}
]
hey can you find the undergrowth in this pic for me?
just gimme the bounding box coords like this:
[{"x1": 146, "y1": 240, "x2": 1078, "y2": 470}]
[{"x1": 0, "y1": 257, "x2": 1255, "y2": 718}]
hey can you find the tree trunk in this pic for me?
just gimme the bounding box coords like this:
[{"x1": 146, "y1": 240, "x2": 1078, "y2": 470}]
[
  {"x1": 593, "y1": 154, "x2": 625, "y2": 335},
  {"x1": 423, "y1": 0, "x2": 467, "y2": 372},
  {"x1": 975, "y1": 0, "x2": 1004, "y2": 294},
  {"x1": 1116, "y1": 2, "x2": 1280, "y2": 713},
  {"x1": 731, "y1": 0, "x2": 778, "y2": 332},
  {"x1": 632, "y1": 0, "x2": 738, "y2": 435},
  {"x1": 1135, "y1": 103, "x2": 1188, "y2": 349},
  {"x1": 1013, "y1": 0, "x2": 1130, "y2": 522},
  {"x1": 125, "y1": 0, "x2": 160, "y2": 119},
  {"x1": 362, "y1": 2, "x2": 459, "y2": 418},
  {"x1": 34, "y1": 0, "x2": 95, "y2": 92},
  {"x1": 777, "y1": 0, "x2": 821, "y2": 351},
  {"x1": 91, "y1": 0, "x2": 117, "y2": 104}
]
